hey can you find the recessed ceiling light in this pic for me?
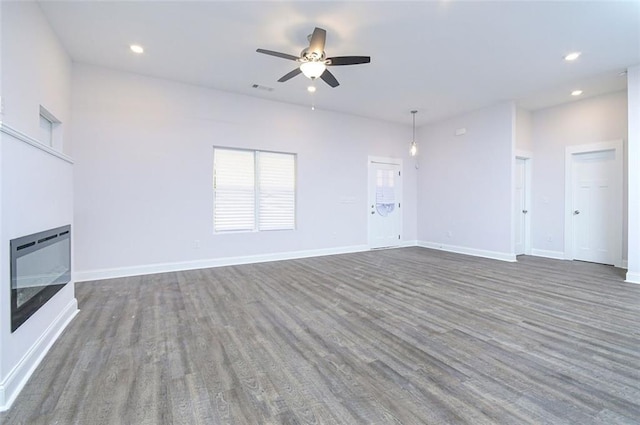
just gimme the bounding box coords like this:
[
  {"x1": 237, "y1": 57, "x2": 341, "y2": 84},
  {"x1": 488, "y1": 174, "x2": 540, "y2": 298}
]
[
  {"x1": 564, "y1": 52, "x2": 581, "y2": 61},
  {"x1": 571, "y1": 90, "x2": 583, "y2": 96},
  {"x1": 130, "y1": 44, "x2": 144, "y2": 54},
  {"x1": 307, "y1": 86, "x2": 317, "y2": 93}
]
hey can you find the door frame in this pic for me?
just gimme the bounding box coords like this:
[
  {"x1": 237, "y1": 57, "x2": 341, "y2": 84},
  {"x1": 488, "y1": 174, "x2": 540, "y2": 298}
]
[
  {"x1": 514, "y1": 151, "x2": 532, "y2": 256},
  {"x1": 368, "y1": 156, "x2": 403, "y2": 249},
  {"x1": 563, "y1": 140, "x2": 623, "y2": 267}
]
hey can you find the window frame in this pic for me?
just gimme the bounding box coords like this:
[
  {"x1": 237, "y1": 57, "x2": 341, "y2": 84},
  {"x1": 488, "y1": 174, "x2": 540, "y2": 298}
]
[
  {"x1": 213, "y1": 147, "x2": 297, "y2": 233},
  {"x1": 39, "y1": 105, "x2": 62, "y2": 149}
]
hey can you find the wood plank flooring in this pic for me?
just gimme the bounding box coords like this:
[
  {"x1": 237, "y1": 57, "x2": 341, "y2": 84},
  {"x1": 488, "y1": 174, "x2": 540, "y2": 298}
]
[{"x1": 2, "y1": 247, "x2": 640, "y2": 424}]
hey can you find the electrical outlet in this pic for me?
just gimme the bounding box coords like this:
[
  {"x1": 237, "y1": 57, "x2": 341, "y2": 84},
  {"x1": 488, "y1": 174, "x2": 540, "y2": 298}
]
[
  {"x1": 455, "y1": 127, "x2": 466, "y2": 136},
  {"x1": 446, "y1": 230, "x2": 452, "y2": 238},
  {"x1": 0, "y1": 96, "x2": 4, "y2": 115},
  {"x1": 193, "y1": 239, "x2": 201, "y2": 249}
]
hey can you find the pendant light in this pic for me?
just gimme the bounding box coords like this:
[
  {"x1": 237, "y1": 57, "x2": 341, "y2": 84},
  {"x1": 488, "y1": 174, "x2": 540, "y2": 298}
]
[{"x1": 409, "y1": 110, "x2": 418, "y2": 156}]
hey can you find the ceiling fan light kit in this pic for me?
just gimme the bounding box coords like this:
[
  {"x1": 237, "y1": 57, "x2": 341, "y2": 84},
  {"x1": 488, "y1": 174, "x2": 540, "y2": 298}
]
[
  {"x1": 257, "y1": 27, "x2": 371, "y2": 89},
  {"x1": 300, "y1": 61, "x2": 327, "y2": 79}
]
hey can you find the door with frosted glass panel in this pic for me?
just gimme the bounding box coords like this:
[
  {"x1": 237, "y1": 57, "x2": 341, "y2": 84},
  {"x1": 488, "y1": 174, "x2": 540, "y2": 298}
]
[{"x1": 368, "y1": 161, "x2": 402, "y2": 249}]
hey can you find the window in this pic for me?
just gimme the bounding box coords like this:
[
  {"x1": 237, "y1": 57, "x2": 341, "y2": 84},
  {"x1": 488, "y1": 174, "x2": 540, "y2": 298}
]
[
  {"x1": 213, "y1": 148, "x2": 296, "y2": 232},
  {"x1": 39, "y1": 114, "x2": 53, "y2": 146},
  {"x1": 39, "y1": 105, "x2": 62, "y2": 149}
]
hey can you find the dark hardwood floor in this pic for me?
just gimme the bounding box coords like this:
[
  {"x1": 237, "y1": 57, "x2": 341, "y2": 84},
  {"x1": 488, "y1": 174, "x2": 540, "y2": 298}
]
[{"x1": 2, "y1": 247, "x2": 639, "y2": 424}]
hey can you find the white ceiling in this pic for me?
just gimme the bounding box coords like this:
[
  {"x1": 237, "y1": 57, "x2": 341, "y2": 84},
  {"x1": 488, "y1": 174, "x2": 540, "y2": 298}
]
[{"x1": 37, "y1": 0, "x2": 640, "y2": 126}]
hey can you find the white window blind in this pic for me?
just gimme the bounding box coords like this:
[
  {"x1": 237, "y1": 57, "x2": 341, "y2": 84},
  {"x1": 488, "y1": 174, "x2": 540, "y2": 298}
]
[
  {"x1": 258, "y1": 152, "x2": 295, "y2": 231},
  {"x1": 213, "y1": 148, "x2": 296, "y2": 232},
  {"x1": 214, "y1": 149, "x2": 255, "y2": 232}
]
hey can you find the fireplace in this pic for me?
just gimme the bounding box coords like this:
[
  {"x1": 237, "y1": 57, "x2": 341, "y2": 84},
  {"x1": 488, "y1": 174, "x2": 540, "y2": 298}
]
[{"x1": 10, "y1": 225, "x2": 71, "y2": 332}]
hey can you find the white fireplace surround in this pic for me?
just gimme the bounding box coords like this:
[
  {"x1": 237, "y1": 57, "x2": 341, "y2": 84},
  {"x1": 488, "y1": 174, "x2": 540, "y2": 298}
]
[{"x1": 0, "y1": 123, "x2": 78, "y2": 411}]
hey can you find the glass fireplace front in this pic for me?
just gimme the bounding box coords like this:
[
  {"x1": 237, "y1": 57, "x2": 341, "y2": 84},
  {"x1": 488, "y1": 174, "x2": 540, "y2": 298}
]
[{"x1": 10, "y1": 225, "x2": 71, "y2": 332}]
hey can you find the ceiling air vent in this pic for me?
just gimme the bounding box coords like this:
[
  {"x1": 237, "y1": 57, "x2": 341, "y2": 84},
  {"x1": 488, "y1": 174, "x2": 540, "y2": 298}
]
[{"x1": 252, "y1": 84, "x2": 274, "y2": 92}]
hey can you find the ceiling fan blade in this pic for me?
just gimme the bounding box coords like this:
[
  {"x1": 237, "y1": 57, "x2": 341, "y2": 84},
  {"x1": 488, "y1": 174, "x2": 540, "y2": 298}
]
[
  {"x1": 327, "y1": 56, "x2": 371, "y2": 66},
  {"x1": 308, "y1": 27, "x2": 327, "y2": 56},
  {"x1": 320, "y1": 69, "x2": 339, "y2": 88},
  {"x1": 278, "y1": 67, "x2": 302, "y2": 82},
  {"x1": 256, "y1": 49, "x2": 299, "y2": 61}
]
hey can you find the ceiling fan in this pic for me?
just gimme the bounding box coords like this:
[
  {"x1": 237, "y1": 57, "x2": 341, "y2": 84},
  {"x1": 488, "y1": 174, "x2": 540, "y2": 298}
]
[{"x1": 256, "y1": 27, "x2": 371, "y2": 88}]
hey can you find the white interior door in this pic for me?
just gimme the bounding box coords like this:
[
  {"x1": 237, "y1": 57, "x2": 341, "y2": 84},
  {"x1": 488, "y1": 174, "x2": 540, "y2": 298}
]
[
  {"x1": 514, "y1": 158, "x2": 527, "y2": 255},
  {"x1": 571, "y1": 149, "x2": 619, "y2": 265},
  {"x1": 368, "y1": 160, "x2": 401, "y2": 249}
]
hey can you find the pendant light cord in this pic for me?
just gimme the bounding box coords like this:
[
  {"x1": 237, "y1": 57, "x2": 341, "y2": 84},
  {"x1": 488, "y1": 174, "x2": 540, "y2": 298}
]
[{"x1": 412, "y1": 111, "x2": 416, "y2": 142}]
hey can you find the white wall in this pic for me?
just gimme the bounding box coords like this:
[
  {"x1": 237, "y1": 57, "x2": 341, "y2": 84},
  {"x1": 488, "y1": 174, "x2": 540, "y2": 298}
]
[
  {"x1": 627, "y1": 65, "x2": 640, "y2": 283},
  {"x1": 1, "y1": 2, "x2": 72, "y2": 154},
  {"x1": 416, "y1": 102, "x2": 515, "y2": 261},
  {"x1": 71, "y1": 64, "x2": 417, "y2": 279},
  {"x1": 0, "y1": 2, "x2": 76, "y2": 410},
  {"x1": 530, "y1": 91, "x2": 628, "y2": 259},
  {"x1": 515, "y1": 107, "x2": 533, "y2": 153}
]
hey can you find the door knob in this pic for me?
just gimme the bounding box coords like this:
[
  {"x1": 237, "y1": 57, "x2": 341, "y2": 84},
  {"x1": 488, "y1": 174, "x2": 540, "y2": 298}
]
[
  {"x1": 574, "y1": 210, "x2": 580, "y2": 215},
  {"x1": 371, "y1": 211, "x2": 375, "y2": 215},
  {"x1": 522, "y1": 210, "x2": 528, "y2": 214}
]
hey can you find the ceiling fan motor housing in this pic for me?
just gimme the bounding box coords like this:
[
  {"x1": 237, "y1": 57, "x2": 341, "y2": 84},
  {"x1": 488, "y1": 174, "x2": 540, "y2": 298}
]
[{"x1": 301, "y1": 48, "x2": 326, "y2": 63}]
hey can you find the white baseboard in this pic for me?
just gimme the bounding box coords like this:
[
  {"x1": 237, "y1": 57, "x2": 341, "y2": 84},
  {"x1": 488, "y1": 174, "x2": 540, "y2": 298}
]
[
  {"x1": 400, "y1": 239, "x2": 418, "y2": 248},
  {"x1": 417, "y1": 241, "x2": 516, "y2": 262},
  {"x1": 75, "y1": 244, "x2": 372, "y2": 282},
  {"x1": 625, "y1": 271, "x2": 640, "y2": 284},
  {"x1": 0, "y1": 298, "x2": 79, "y2": 412},
  {"x1": 530, "y1": 249, "x2": 565, "y2": 260}
]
